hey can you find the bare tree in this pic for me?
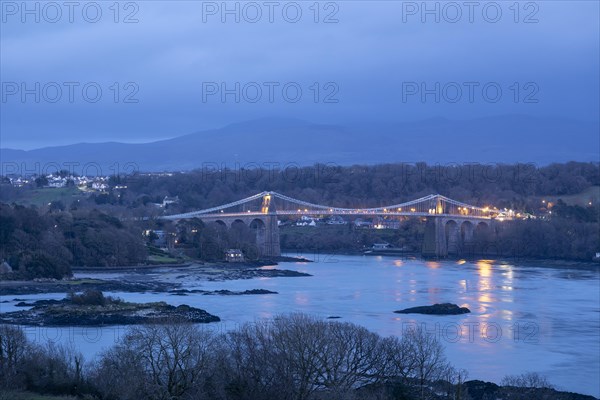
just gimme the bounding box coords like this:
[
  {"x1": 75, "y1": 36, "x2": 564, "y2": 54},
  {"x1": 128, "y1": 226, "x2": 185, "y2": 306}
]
[
  {"x1": 93, "y1": 339, "x2": 146, "y2": 400},
  {"x1": 221, "y1": 314, "x2": 388, "y2": 400},
  {"x1": 404, "y1": 326, "x2": 449, "y2": 400},
  {"x1": 220, "y1": 319, "x2": 284, "y2": 400},
  {"x1": 22, "y1": 341, "x2": 85, "y2": 394},
  {"x1": 94, "y1": 321, "x2": 216, "y2": 400},
  {"x1": 436, "y1": 365, "x2": 469, "y2": 400},
  {"x1": 270, "y1": 314, "x2": 331, "y2": 400},
  {"x1": 315, "y1": 321, "x2": 384, "y2": 396},
  {"x1": 378, "y1": 335, "x2": 417, "y2": 383},
  {"x1": 501, "y1": 371, "x2": 555, "y2": 389},
  {"x1": 0, "y1": 325, "x2": 29, "y2": 389}
]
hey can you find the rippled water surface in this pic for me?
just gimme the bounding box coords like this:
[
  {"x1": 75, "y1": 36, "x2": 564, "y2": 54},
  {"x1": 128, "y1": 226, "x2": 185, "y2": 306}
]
[{"x1": 2, "y1": 255, "x2": 599, "y2": 397}]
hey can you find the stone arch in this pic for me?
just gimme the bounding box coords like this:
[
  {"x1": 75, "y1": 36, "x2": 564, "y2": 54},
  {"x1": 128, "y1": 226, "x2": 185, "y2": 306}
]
[
  {"x1": 461, "y1": 221, "x2": 474, "y2": 244},
  {"x1": 229, "y1": 219, "x2": 252, "y2": 250},
  {"x1": 249, "y1": 218, "x2": 266, "y2": 230},
  {"x1": 231, "y1": 219, "x2": 246, "y2": 228},
  {"x1": 445, "y1": 220, "x2": 460, "y2": 255},
  {"x1": 213, "y1": 219, "x2": 228, "y2": 228},
  {"x1": 474, "y1": 221, "x2": 491, "y2": 244},
  {"x1": 476, "y1": 221, "x2": 489, "y2": 231}
]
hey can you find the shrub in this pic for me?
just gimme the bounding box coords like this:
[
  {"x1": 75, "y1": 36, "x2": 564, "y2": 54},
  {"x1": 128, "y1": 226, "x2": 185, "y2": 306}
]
[{"x1": 68, "y1": 289, "x2": 107, "y2": 306}]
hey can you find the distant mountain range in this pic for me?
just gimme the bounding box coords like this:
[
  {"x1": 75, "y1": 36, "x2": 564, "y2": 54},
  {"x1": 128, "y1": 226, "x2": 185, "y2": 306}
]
[{"x1": 1, "y1": 115, "x2": 598, "y2": 174}]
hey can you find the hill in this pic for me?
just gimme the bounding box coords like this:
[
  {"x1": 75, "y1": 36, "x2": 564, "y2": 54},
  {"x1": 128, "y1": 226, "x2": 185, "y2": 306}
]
[{"x1": 1, "y1": 115, "x2": 598, "y2": 174}]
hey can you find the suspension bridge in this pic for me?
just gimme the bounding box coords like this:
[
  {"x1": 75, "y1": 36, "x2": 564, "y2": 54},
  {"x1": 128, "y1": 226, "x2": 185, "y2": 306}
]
[{"x1": 162, "y1": 191, "x2": 509, "y2": 258}]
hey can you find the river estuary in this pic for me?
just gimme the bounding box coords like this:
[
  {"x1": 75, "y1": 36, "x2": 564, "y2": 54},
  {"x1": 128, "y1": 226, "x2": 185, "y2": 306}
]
[{"x1": 1, "y1": 255, "x2": 599, "y2": 397}]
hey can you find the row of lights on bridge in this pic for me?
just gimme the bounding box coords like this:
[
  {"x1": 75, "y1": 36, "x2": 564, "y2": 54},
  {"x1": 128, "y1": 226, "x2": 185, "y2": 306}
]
[
  {"x1": 291, "y1": 207, "x2": 422, "y2": 213},
  {"x1": 215, "y1": 205, "x2": 494, "y2": 215}
]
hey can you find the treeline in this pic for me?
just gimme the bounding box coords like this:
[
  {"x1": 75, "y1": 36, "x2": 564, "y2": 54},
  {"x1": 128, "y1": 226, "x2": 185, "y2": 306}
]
[
  {"x1": 118, "y1": 162, "x2": 600, "y2": 213},
  {"x1": 5, "y1": 162, "x2": 597, "y2": 215},
  {"x1": 277, "y1": 217, "x2": 599, "y2": 261},
  {"x1": 0, "y1": 204, "x2": 146, "y2": 279},
  {"x1": 491, "y1": 217, "x2": 599, "y2": 261},
  {"x1": 0, "y1": 314, "x2": 580, "y2": 400}
]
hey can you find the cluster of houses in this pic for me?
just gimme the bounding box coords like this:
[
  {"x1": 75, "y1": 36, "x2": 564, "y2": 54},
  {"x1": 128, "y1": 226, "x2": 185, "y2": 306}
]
[
  {"x1": 4, "y1": 174, "x2": 114, "y2": 193},
  {"x1": 5, "y1": 177, "x2": 31, "y2": 187}
]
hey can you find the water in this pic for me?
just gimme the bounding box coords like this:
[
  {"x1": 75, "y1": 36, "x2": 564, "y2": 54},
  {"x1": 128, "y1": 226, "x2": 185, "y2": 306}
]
[{"x1": 1, "y1": 255, "x2": 599, "y2": 397}]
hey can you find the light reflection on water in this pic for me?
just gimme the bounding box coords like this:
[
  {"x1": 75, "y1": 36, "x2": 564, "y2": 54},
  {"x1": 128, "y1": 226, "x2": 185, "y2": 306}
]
[{"x1": 1, "y1": 255, "x2": 598, "y2": 397}]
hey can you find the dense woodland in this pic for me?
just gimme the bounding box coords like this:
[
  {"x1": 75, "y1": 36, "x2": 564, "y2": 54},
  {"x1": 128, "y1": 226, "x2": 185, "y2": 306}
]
[
  {"x1": 0, "y1": 204, "x2": 146, "y2": 278},
  {"x1": 102, "y1": 162, "x2": 599, "y2": 213},
  {"x1": 3, "y1": 162, "x2": 599, "y2": 212},
  {"x1": 0, "y1": 162, "x2": 598, "y2": 279}
]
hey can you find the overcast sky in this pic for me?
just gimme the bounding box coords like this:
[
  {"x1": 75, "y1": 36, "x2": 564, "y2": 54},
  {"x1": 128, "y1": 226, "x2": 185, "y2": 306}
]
[{"x1": 1, "y1": 0, "x2": 598, "y2": 149}]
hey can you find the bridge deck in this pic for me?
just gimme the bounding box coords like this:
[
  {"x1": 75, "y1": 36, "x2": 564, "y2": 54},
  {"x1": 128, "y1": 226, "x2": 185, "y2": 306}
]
[
  {"x1": 161, "y1": 191, "x2": 508, "y2": 221},
  {"x1": 164, "y1": 211, "x2": 493, "y2": 220}
]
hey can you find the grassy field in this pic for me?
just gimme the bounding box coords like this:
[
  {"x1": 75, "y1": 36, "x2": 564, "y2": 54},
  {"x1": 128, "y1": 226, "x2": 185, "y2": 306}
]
[
  {"x1": 540, "y1": 185, "x2": 600, "y2": 207},
  {"x1": 12, "y1": 187, "x2": 86, "y2": 207},
  {"x1": 148, "y1": 254, "x2": 181, "y2": 263},
  {"x1": 146, "y1": 245, "x2": 182, "y2": 264}
]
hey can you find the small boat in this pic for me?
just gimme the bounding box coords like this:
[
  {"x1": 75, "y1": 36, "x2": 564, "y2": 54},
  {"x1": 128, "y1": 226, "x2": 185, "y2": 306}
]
[{"x1": 363, "y1": 243, "x2": 410, "y2": 255}]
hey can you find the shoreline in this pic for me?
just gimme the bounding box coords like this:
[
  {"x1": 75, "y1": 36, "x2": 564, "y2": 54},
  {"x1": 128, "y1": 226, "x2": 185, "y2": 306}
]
[
  {"x1": 70, "y1": 255, "x2": 310, "y2": 272},
  {"x1": 0, "y1": 258, "x2": 313, "y2": 296}
]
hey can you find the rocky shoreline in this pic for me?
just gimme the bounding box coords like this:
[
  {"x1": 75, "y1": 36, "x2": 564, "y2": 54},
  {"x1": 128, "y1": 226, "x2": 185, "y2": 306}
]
[
  {"x1": 462, "y1": 380, "x2": 598, "y2": 400},
  {"x1": 0, "y1": 264, "x2": 311, "y2": 296},
  {"x1": 0, "y1": 258, "x2": 313, "y2": 326},
  {"x1": 0, "y1": 279, "x2": 173, "y2": 296},
  {"x1": 0, "y1": 297, "x2": 220, "y2": 326}
]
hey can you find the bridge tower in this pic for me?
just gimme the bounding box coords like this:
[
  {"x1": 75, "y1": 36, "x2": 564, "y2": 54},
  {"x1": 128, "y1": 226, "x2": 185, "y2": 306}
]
[
  {"x1": 422, "y1": 217, "x2": 447, "y2": 258},
  {"x1": 258, "y1": 192, "x2": 281, "y2": 258}
]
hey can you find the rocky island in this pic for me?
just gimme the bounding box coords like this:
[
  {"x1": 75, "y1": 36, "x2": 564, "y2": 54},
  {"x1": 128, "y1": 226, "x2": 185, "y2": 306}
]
[
  {"x1": 394, "y1": 303, "x2": 471, "y2": 315},
  {"x1": 169, "y1": 288, "x2": 278, "y2": 296},
  {"x1": 0, "y1": 290, "x2": 220, "y2": 326}
]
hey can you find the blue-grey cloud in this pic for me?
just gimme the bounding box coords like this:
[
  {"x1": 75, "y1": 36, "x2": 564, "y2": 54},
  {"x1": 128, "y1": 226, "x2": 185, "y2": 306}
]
[{"x1": 1, "y1": 1, "x2": 598, "y2": 151}]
